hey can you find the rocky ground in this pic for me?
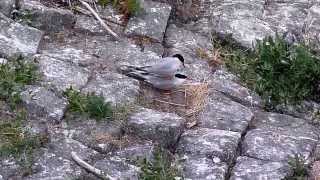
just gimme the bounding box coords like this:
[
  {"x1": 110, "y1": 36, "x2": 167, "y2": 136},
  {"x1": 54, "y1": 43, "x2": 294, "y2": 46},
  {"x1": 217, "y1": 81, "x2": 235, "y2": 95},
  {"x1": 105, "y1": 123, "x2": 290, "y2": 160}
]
[{"x1": 0, "y1": 0, "x2": 320, "y2": 179}]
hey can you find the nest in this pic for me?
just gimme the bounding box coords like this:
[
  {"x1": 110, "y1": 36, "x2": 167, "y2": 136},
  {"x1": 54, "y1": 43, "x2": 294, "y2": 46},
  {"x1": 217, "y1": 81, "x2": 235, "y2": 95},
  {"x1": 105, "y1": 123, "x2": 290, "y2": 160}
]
[{"x1": 137, "y1": 81, "x2": 209, "y2": 122}]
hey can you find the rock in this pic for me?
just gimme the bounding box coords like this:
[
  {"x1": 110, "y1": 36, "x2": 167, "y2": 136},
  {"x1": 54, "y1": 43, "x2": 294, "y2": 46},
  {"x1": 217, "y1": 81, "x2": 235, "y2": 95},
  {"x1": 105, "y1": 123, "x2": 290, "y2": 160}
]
[
  {"x1": 81, "y1": 72, "x2": 139, "y2": 105},
  {"x1": 127, "y1": 108, "x2": 185, "y2": 148},
  {"x1": 211, "y1": 68, "x2": 263, "y2": 107},
  {"x1": 0, "y1": 12, "x2": 43, "y2": 58},
  {"x1": 20, "y1": 0, "x2": 75, "y2": 32},
  {"x1": 242, "y1": 128, "x2": 318, "y2": 162},
  {"x1": 20, "y1": 86, "x2": 68, "y2": 123},
  {"x1": 164, "y1": 24, "x2": 213, "y2": 63},
  {"x1": 179, "y1": 154, "x2": 228, "y2": 180},
  {"x1": 36, "y1": 54, "x2": 90, "y2": 92},
  {"x1": 311, "y1": 161, "x2": 320, "y2": 180},
  {"x1": 0, "y1": 157, "x2": 21, "y2": 180},
  {"x1": 304, "y1": 4, "x2": 320, "y2": 52},
  {"x1": 198, "y1": 91, "x2": 254, "y2": 134},
  {"x1": 0, "y1": 58, "x2": 7, "y2": 64},
  {"x1": 177, "y1": 128, "x2": 241, "y2": 164},
  {"x1": 112, "y1": 140, "x2": 155, "y2": 163},
  {"x1": 230, "y1": 156, "x2": 291, "y2": 180},
  {"x1": 92, "y1": 156, "x2": 140, "y2": 180},
  {"x1": 0, "y1": 0, "x2": 15, "y2": 17},
  {"x1": 125, "y1": 1, "x2": 172, "y2": 42}
]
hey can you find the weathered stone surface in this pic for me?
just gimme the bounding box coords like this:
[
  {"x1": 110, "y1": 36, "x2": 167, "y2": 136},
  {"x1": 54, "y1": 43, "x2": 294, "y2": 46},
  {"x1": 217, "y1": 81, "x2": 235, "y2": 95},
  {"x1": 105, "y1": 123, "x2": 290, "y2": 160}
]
[
  {"x1": 177, "y1": 128, "x2": 241, "y2": 164},
  {"x1": 0, "y1": 157, "x2": 21, "y2": 180},
  {"x1": 125, "y1": 1, "x2": 171, "y2": 42},
  {"x1": 127, "y1": 108, "x2": 185, "y2": 148},
  {"x1": 230, "y1": 156, "x2": 291, "y2": 180},
  {"x1": 311, "y1": 161, "x2": 320, "y2": 180},
  {"x1": 179, "y1": 154, "x2": 228, "y2": 180},
  {"x1": 36, "y1": 54, "x2": 90, "y2": 92},
  {"x1": 81, "y1": 72, "x2": 139, "y2": 105},
  {"x1": 21, "y1": 86, "x2": 68, "y2": 123},
  {"x1": 242, "y1": 128, "x2": 318, "y2": 162},
  {"x1": 164, "y1": 24, "x2": 213, "y2": 63},
  {"x1": 0, "y1": 0, "x2": 14, "y2": 17},
  {"x1": 211, "y1": 68, "x2": 263, "y2": 107},
  {"x1": 93, "y1": 156, "x2": 140, "y2": 180},
  {"x1": 0, "y1": 12, "x2": 43, "y2": 58},
  {"x1": 198, "y1": 91, "x2": 253, "y2": 133},
  {"x1": 21, "y1": 0, "x2": 75, "y2": 32},
  {"x1": 304, "y1": 5, "x2": 320, "y2": 52}
]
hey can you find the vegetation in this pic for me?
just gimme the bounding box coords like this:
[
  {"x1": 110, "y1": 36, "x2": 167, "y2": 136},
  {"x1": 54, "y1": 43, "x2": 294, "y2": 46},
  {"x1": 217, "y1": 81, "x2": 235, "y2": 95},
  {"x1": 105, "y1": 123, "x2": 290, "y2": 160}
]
[
  {"x1": 63, "y1": 87, "x2": 113, "y2": 121},
  {"x1": 98, "y1": 0, "x2": 141, "y2": 16},
  {"x1": 139, "y1": 148, "x2": 179, "y2": 180},
  {"x1": 284, "y1": 154, "x2": 309, "y2": 180},
  {"x1": 0, "y1": 55, "x2": 39, "y2": 109},
  {"x1": 217, "y1": 34, "x2": 320, "y2": 108},
  {"x1": 0, "y1": 110, "x2": 47, "y2": 175}
]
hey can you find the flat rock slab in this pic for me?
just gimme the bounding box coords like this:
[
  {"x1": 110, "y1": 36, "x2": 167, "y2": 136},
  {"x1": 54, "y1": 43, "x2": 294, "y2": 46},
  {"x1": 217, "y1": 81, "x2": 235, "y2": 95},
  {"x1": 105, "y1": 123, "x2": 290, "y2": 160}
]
[
  {"x1": 125, "y1": 1, "x2": 171, "y2": 42},
  {"x1": 211, "y1": 69, "x2": 263, "y2": 107},
  {"x1": 242, "y1": 128, "x2": 318, "y2": 162},
  {"x1": 164, "y1": 24, "x2": 213, "y2": 63},
  {"x1": 230, "y1": 156, "x2": 291, "y2": 180},
  {"x1": 179, "y1": 154, "x2": 228, "y2": 180},
  {"x1": 0, "y1": 12, "x2": 43, "y2": 58},
  {"x1": 198, "y1": 91, "x2": 253, "y2": 134},
  {"x1": 177, "y1": 128, "x2": 241, "y2": 164},
  {"x1": 36, "y1": 54, "x2": 90, "y2": 92},
  {"x1": 305, "y1": 5, "x2": 320, "y2": 52},
  {"x1": 0, "y1": 0, "x2": 14, "y2": 17},
  {"x1": 93, "y1": 157, "x2": 140, "y2": 180},
  {"x1": 21, "y1": 0, "x2": 75, "y2": 32},
  {"x1": 127, "y1": 108, "x2": 185, "y2": 148},
  {"x1": 81, "y1": 72, "x2": 139, "y2": 105},
  {"x1": 0, "y1": 157, "x2": 21, "y2": 180},
  {"x1": 20, "y1": 86, "x2": 68, "y2": 123}
]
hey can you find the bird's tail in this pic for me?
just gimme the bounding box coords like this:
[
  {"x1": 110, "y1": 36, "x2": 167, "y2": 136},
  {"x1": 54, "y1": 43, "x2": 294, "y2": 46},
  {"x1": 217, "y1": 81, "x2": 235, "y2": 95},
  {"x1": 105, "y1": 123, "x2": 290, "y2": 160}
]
[{"x1": 117, "y1": 65, "x2": 148, "y2": 81}]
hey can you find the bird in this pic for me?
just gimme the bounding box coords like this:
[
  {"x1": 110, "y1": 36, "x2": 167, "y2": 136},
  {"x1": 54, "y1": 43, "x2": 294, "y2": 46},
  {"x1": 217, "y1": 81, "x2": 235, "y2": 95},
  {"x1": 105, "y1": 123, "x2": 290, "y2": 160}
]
[
  {"x1": 119, "y1": 54, "x2": 185, "y2": 79},
  {"x1": 125, "y1": 72, "x2": 188, "y2": 90}
]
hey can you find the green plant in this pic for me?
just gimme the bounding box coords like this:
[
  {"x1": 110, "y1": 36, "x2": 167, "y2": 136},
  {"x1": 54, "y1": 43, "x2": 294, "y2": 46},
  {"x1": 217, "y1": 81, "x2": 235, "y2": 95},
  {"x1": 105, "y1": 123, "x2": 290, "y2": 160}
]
[
  {"x1": 63, "y1": 87, "x2": 113, "y2": 120},
  {"x1": 139, "y1": 148, "x2": 178, "y2": 180},
  {"x1": 284, "y1": 154, "x2": 309, "y2": 180},
  {"x1": 0, "y1": 56, "x2": 39, "y2": 108},
  {"x1": 98, "y1": 0, "x2": 141, "y2": 16},
  {"x1": 0, "y1": 110, "x2": 45, "y2": 174},
  {"x1": 220, "y1": 34, "x2": 320, "y2": 107}
]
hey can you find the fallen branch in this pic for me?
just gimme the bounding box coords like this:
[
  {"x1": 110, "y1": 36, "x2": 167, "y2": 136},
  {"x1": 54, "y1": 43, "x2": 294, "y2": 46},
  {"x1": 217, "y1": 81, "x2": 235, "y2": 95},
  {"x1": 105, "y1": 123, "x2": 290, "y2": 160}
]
[
  {"x1": 79, "y1": 0, "x2": 120, "y2": 40},
  {"x1": 71, "y1": 151, "x2": 116, "y2": 180}
]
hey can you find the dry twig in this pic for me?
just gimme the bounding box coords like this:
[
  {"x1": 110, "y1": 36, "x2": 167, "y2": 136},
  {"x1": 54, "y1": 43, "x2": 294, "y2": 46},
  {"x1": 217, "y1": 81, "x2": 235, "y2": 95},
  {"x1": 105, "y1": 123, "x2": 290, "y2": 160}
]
[
  {"x1": 71, "y1": 151, "x2": 116, "y2": 180},
  {"x1": 79, "y1": 0, "x2": 120, "y2": 40}
]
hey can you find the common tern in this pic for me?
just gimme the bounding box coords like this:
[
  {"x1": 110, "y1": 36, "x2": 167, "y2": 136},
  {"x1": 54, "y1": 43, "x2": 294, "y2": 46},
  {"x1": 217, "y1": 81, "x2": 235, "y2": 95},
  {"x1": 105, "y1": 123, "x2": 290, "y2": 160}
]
[
  {"x1": 119, "y1": 54, "x2": 185, "y2": 79},
  {"x1": 126, "y1": 72, "x2": 187, "y2": 90}
]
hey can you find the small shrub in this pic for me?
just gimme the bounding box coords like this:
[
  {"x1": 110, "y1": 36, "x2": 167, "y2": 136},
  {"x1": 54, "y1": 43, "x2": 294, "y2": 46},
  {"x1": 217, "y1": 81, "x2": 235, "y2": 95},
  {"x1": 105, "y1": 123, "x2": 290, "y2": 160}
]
[
  {"x1": 220, "y1": 34, "x2": 320, "y2": 107},
  {"x1": 284, "y1": 154, "x2": 309, "y2": 180},
  {"x1": 98, "y1": 0, "x2": 141, "y2": 16},
  {"x1": 0, "y1": 56, "x2": 39, "y2": 108},
  {"x1": 63, "y1": 87, "x2": 113, "y2": 120},
  {"x1": 139, "y1": 148, "x2": 178, "y2": 180}
]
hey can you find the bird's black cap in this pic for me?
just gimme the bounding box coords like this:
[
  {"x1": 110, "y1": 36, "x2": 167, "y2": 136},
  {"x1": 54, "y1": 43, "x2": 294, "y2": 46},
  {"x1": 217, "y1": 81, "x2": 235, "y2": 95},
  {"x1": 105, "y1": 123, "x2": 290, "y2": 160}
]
[
  {"x1": 172, "y1": 54, "x2": 184, "y2": 64},
  {"x1": 175, "y1": 74, "x2": 187, "y2": 79}
]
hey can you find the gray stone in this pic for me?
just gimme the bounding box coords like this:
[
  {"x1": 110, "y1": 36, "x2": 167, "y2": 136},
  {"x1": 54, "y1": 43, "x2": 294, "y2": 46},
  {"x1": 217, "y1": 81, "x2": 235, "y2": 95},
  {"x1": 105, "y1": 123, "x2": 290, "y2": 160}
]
[
  {"x1": 125, "y1": 1, "x2": 171, "y2": 42},
  {"x1": 198, "y1": 91, "x2": 253, "y2": 133},
  {"x1": 230, "y1": 156, "x2": 291, "y2": 180},
  {"x1": 0, "y1": 157, "x2": 21, "y2": 180},
  {"x1": 20, "y1": 0, "x2": 75, "y2": 32},
  {"x1": 0, "y1": 12, "x2": 43, "y2": 58},
  {"x1": 179, "y1": 154, "x2": 228, "y2": 180},
  {"x1": 164, "y1": 24, "x2": 213, "y2": 63},
  {"x1": 81, "y1": 72, "x2": 139, "y2": 105},
  {"x1": 35, "y1": 54, "x2": 90, "y2": 92},
  {"x1": 20, "y1": 86, "x2": 68, "y2": 123},
  {"x1": 0, "y1": 0, "x2": 15, "y2": 17},
  {"x1": 93, "y1": 156, "x2": 140, "y2": 180},
  {"x1": 177, "y1": 128, "x2": 241, "y2": 164},
  {"x1": 0, "y1": 58, "x2": 7, "y2": 64},
  {"x1": 242, "y1": 128, "x2": 318, "y2": 162},
  {"x1": 211, "y1": 68, "x2": 263, "y2": 107},
  {"x1": 304, "y1": 5, "x2": 320, "y2": 53},
  {"x1": 127, "y1": 108, "x2": 185, "y2": 148}
]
